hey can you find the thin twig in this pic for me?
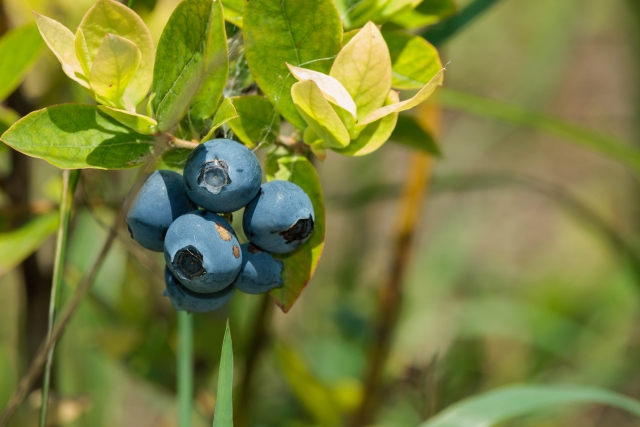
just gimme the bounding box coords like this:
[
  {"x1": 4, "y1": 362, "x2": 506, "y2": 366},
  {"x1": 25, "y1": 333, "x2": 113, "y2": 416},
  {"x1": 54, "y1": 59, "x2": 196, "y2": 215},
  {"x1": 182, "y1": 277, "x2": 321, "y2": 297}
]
[
  {"x1": 0, "y1": 216, "x2": 120, "y2": 427},
  {"x1": 168, "y1": 135, "x2": 200, "y2": 150},
  {"x1": 350, "y1": 105, "x2": 440, "y2": 427},
  {"x1": 235, "y1": 293, "x2": 274, "y2": 427},
  {"x1": 39, "y1": 169, "x2": 79, "y2": 427}
]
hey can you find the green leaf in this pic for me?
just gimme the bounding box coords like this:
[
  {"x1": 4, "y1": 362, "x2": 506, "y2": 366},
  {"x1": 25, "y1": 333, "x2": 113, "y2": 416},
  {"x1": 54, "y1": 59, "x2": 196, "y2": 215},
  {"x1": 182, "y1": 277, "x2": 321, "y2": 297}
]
[
  {"x1": 212, "y1": 321, "x2": 233, "y2": 427},
  {"x1": 1, "y1": 104, "x2": 155, "y2": 169},
  {"x1": 79, "y1": 0, "x2": 155, "y2": 107},
  {"x1": 222, "y1": 0, "x2": 244, "y2": 27},
  {"x1": 0, "y1": 213, "x2": 59, "y2": 278},
  {"x1": 291, "y1": 80, "x2": 350, "y2": 149},
  {"x1": 153, "y1": 0, "x2": 224, "y2": 132},
  {"x1": 437, "y1": 89, "x2": 640, "y2": 177},
  {"x1": 227, "y1": 96, "x2": 280, "y2": 148},
  {"x1": 75, "y1": 28, "x2": 92, "y2": 78},
  {"x1": 330, "y1": 21, "x2": 392, "y2": 119},
  {"x1": 89, "y1": 34, "x2": 141, "y2": 109},
  {"x1": 0, "y1": 23, "x2": 44, "y2": 102},
  {"x1": 384, "y1": 31, "x2": 442, "y2": 90},
  {"x1": 187, "y1": 0, "x2": 229, "y2": 125},
  {"x1": 287, "y1": 63, "x2": 357, "y2": 118},
  {"x1": 268, "y1": 155, "x2": 325, "y2": 312},
  {"x1": 420, "y1": 385, "x2": 640, "y2": 427},
  {"x1": 202, "y1": 98, "x2": 239, "y2": 141},
  {"x1": 390, "y1": 114, "x2": 441, "y2": 156},
  {"x1": 336, "y1": 92, "x2": 399, "y2": 156},
  {"x1": 160, "y1": 147, "x2": 192, "y2": 170},
  {"x1": 34, "y1": 14, "x2": 88, "y2": 88},
  {"x1": 97, "y1": 106, "x2": 158, "y2": 135},
  {"x1": 359, "y1": 68, "x2": 443, "y2": 126},
  {"x1": 276, "y1": 344, "x2": 341, "y2": 427},
  {"x1": 391, "y1": 0, "x2": 457, "y2": 29},
  {"x1": 243, "y1": 0, "x2": 343, "y2": 129}
]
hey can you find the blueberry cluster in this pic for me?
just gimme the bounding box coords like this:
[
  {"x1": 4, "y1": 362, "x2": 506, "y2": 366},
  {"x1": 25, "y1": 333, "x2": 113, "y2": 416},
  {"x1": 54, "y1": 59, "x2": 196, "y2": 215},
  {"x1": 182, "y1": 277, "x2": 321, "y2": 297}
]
[{"x1": 124, "y1": 139, "x2": 315, "y2": 313}]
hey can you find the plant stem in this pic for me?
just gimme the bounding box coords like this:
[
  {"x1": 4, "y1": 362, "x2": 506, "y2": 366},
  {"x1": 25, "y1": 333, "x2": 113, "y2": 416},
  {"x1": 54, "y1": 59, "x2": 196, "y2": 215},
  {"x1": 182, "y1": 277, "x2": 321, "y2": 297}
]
[
  {"x1": 177, "y1": 311, "x2": 194, "y2": 427},
  {"x1": 235, "y1": 293, "x2": 273, "y2": 427},
  {"x1": 350, "y1": 105, "x2": 440, "y2": 427},
  {"x1": 39, "y1": 169, "x2": 80, "y2": 427},
  {"x1": 0, "y1": 215, "x2": 119, "y2": 427}
]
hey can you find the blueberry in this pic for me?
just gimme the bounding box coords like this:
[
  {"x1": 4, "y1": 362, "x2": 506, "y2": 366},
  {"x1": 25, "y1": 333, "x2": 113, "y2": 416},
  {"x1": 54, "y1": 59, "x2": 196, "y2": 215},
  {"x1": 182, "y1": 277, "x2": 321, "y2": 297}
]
[
  {"x1": 234, "y1": 244, "x2": 284, "y2": 294},
  {"x1": 164, "y1": 267, "x2": 234, "y2": 313},
  {"x1": 164, "y1": 210, "x2": 242, "y2": 293},
  {"x1": 183, "y1": 139, "x2": 262, "y2": 213},
  {"x1": 124, "y1": 170, "x2": 196, "y2": 252},
  {"x1": 242, "y1": 180, "x2": 315, "y2": 254}
]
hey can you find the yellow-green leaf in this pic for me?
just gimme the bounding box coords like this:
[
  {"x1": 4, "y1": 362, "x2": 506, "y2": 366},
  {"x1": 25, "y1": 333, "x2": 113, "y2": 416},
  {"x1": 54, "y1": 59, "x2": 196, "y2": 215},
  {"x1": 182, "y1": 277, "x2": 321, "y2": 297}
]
[
  {"x1": 243, "y1": 0, "x2": 343, "y2": 129},
  {"x1": 336, "y1": 92, "x2": 399, "y2": 156},
  {"x1": 359, "y1": 68, "x2": 443, "y2": 126},
  {"x1": 75, "y1": 28, "x2": 92, "y2": 78},
  {"x1": 97, "y1": 106, "x2": 158, "y2": 135},
  {"x1": 79, "y1": 0, "x2": 155, "y2": 107},
  {"x1": 227, "y1": 96, "x2": 279, "y2": 148},
  {"x1": 384, "y1": 31, "x2": 442, "y2": 90},
  {"x1": 90, "y1": 34, "x2": 141, "y2": 110},
  {"x1": 202, "y1": 98, "x2": 238, "y2": 141},
  {"x1": 291, "y1": 80, "x2": 350, "y2": 149},
  {"x1": 268, "y1": 155, "x2": 325, "y2": 312},
  {"x1": 330, "y1": 21, "x2": 392, "y2": 119},
  {"x1": 212, "y1": 322, "x2": 233, "y2": 427},
  {"x1": 391, "y1": 0, "x2": 457, "y2": 29},
  {"x1": 287, "y1": 63, "x2": 357, "y2": 118},
  {"x1": 0, "y1": 23, "x2": 44, "y2": 102},
  {"x1": 33, "y1": 13, "x2": 89, "y2": 88},
  {"x1": 222, "y1": 0, "x2": 244, "y2": 27}
]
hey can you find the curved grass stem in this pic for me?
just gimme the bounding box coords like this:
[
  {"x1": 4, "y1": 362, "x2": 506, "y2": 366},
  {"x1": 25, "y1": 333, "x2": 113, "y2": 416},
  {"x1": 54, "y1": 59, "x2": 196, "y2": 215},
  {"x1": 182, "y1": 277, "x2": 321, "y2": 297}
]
[
  {"x1": 39, "y1": 169, "x2": 80, "y2": 427},
  {"x1": 178, "y1": 311, "x2": 194, "y2": 427}
]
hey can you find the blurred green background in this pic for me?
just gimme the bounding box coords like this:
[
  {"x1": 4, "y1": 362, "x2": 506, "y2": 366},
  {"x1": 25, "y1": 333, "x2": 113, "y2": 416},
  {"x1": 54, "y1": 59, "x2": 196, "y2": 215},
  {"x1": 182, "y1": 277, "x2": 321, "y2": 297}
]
[{"x1": 3, "y1": 0, "x2": 640, "y2": 426}]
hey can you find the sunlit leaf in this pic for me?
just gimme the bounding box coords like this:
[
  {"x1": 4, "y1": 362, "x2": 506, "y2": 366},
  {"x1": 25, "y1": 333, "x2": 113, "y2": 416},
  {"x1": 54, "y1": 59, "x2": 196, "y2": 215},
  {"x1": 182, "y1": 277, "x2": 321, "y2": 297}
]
[
  {"x1": 188, "y1": 0, "x2": 229, "y2": 125},
  {"x1": 287, "y1": 63, "x2": 357, "y2": 118},
  {"x1": 227, "y1": 96, "x2": 280, "y2": 148},
  {"x1": 1, "y1": 104, "x2": 154, "y2": 169},
  {"x1": 0, "y1": 213, "x2": 59, "y2": 278},
  {"x1": 97, "y1": 106, "x2": 158, "y2": 135},
  {"x1": 153, "y1": 0, "x2": 224, "y2": 131},
  {"x1": 359, "y1": 68, "x2": 443, "y2": 126},
  {"x1": 75, "y1": 28, "x2": 92, "y2": 78},
  {"x1": 222, "y1": 0, "x2": 244, "y2": 27},
  {"x1": 291, "y1": 80, "x2": 350, "y2": 149},
  {"x1": 244, "y1": 0, "x2": 343, "y2": 129},
  {"x1": 421, "y1": 385, "x2": 640, "y2": 427},
  {"x1": 391, "y1": 0, "x2": 457, "y2": 29},
  {"x1": 34, "y1": 14, "x2": 88, "y2": 88},
  {"x1": 90, "y1": 34, "x2": 141, "y2": 109},
  {"x1": 202, "y1": 98, "x2": 238, "y2": 141},
  {"x1": 0, "y1": 23, "x2": 44, "y2": 101},
  {"x1": 330, "y1": 21, "x2": 392, "y2": 119},
  {"x1": 438, "y1": 88, "x2": 640, "y2": 176},
  {"x1": 212, "y1": 322, "x2": 233, "y2": 427},
  {"x1": 390, "y1": 114, "x2": 441, "y2": 156},
  {"x1": 267, "y1": 155, "x2": 325, "y2": 312},
  {"x1": 79, "y1": 0, "x2": 155, "y2": 107},
  {"x1": 384, "y1": 31, "x2": 442, "y2": 90},
  {"x1": 276, "y1": 344, "x2": 341, "y2": 426},
  {"x1": 336, "y1": 92, "x2": 399, "y2": 156}
]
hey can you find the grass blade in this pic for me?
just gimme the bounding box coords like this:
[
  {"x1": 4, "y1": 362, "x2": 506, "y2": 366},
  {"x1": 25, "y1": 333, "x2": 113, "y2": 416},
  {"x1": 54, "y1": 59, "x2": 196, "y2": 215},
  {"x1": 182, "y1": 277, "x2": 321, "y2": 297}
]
[
  {"x1": 178, "y1": 311, "x2": 194, "y2": 427},
  {"x1": 213, "y1": 321, "x2": 233, "y2": 427}
]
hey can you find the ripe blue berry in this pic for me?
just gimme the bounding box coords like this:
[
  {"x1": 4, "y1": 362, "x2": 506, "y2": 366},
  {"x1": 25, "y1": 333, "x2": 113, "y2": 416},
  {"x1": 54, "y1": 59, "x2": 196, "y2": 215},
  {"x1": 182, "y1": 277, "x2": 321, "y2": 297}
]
[
  {"x1": 164, "y1": 210, "x2": 242, "y2": 293},
  {"x1": 243, "y1": 180, "x2": 315, "y2": 254},
  {"x1": 183, "y1": 139, "x2": 262, "y2": 213},
  {"x1": 164, "y1": 267, "x2": 234, "y2": 313},
  {"x1": 125, "y1": 170, "x2": 196, "y2": 252},
  {"x1": 234, "y1": 243, "x2": 284, "y2": 294}
]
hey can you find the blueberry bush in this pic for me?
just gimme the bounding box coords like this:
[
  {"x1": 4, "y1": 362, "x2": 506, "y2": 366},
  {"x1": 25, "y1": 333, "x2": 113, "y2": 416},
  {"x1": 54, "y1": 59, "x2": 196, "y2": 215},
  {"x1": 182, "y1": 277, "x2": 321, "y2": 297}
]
[{"x1": 3, "y1": 0, "x2": 640, "y2": 426}]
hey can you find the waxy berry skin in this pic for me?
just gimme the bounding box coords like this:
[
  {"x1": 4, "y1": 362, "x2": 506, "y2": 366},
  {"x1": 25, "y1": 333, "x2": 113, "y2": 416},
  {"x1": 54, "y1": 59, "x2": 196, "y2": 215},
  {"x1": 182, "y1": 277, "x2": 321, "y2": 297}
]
[
  {"x1": 183, "y1": 139, "x2": 262, "y2": 213},
  {"x1": 242, "y1": 180, "x2": 315, "y2": 254},
  {"x1": 164, "y1": 267, "x2": 235, "y2": 313},
  {"x1": 125, "y1": 170, "x2": 196, "y2": 252},
  {"x1": 234, "y1": 243, "x2": 284, "y2": 294},
  {"x1": 164, "y1": 210, "x2": 242, "y2": 293}
]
